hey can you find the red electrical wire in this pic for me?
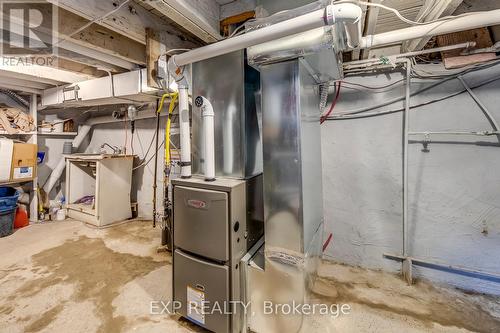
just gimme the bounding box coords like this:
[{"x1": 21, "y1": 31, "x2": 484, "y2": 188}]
[
  {"x1": 320, "y1": 81, "x2": 342, "y2": 124},
  {"x1": 323, "y1": 233, "x2": 333, "y2": 253}
]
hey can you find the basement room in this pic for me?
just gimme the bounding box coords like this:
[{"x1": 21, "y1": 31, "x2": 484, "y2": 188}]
[{"x1": 0, "y1": 0, "x2": 499, "y2": 332}]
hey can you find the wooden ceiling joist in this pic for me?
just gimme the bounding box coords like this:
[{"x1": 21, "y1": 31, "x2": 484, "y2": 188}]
[
  {"x1": 51, "y1": 0, "x2": 201, "y2": 47},
  {"x1": 58, "y1": 8, "x2": 146, "y2": 66}
]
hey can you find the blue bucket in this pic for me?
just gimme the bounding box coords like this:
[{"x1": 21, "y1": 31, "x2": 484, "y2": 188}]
[
  {"x1": 0, "y1": 187, "x2": 19, "y2": 213},
  {"x1": 0, "y1": 208, "x2": 15, "y2": 237}
]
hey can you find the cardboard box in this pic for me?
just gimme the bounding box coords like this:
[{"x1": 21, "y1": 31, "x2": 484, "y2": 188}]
[{"x1": 10, "y1": 143, "x2": 37, "y2": 182}]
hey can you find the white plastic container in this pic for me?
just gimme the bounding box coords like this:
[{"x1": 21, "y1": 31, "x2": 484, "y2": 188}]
[
  {"x1": 0, "y1": 139, "x2": 14, "y2": 183},
  {"x1": 56, "y1": 208, "x2": 67, "y2": 221},
  {"x1": 53, "y1": 119, "x2": 64, "y2": 133}
]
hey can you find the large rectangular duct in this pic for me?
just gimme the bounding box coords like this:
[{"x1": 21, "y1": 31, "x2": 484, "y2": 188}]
[
  {"x1": 247, "y1": 59, "x2": 324, "y2": 332},
  {"x1": 41, "y1": 69, "x2": 159, "y2": 107},
  {"x1": 191, "y1": 50, "x2": 262, "y2": 179}
]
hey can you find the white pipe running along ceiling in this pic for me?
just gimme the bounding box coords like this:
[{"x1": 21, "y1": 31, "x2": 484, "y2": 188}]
[{"x1": 361, "y1": 8, "x2": 500, "y2": 49}]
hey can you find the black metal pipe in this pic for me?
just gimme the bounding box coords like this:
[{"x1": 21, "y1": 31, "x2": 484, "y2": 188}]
[{"x1": 152, "y1": 100, "x2": 160, "y2": 228}]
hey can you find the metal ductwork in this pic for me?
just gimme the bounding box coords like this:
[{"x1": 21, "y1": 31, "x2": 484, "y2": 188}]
[{"x1": 41, "y1": 69, "x2": 160, "y2": 108}]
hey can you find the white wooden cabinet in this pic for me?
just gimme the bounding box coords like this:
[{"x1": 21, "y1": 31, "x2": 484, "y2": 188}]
[{"x1": 65, "y1": 154, "x2": 133, "y2": 227}]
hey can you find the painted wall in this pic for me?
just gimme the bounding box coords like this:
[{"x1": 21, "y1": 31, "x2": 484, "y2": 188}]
[
  {"x1": 38, "y1": 106, "x2": 175, "y2": 219},
  {"x1": 37, "y1": 62, "x2": 500, "y2": 295},
  {"x1": 84, "y1": 114, "x2": 176, "y2": 219},
  {"x1": 321, "y1": 64, "x2": 500, "y2": 295}
]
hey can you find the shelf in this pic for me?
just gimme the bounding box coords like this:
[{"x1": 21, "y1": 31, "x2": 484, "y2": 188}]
[
  {"x1": 0, "y1": 131, "x2": 36, "y2": 136},
  {"x1": 0, "y1": 179, "x2": 34, "y2": 186},
  {"x1": 67, "y1": 203, "x2": 95, "y2": 215},
  {"x1": 38, "y1": 131, "x2": 78, "y2": 137},
  {"x1": 1, "y1": 131, "x2": 78, "y2": 137}
]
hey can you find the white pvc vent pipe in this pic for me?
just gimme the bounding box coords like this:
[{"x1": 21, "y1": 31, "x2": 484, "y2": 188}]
[
  {"x1": 43, "y1": 124, "x2": 91, "y2": 195},
  {"x1": 361, "y1": 9, "x2": 500, "y2": 49},
  {"x1": 178, "y1": 87, "x2": 192, "y2": 178},
  {"x1": 195, "y1": 96, "x2": 215, "y2": 181}
]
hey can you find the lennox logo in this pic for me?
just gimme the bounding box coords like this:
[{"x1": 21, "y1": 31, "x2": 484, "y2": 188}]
[
  {"x1": 1, "y1": 0, "x2": 57, "y2": 66},
  {"x1": 187, "y1": 199, "x2": 207, "y2": 209}
]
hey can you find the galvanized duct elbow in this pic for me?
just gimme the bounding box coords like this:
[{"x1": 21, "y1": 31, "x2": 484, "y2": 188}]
[{"x1": 328, "y1": 3, "x2": 363, "y2": 49}]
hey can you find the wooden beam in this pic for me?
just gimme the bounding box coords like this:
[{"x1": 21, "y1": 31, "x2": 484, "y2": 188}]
[
  {"x1": 56, "y1": 49, "x2": 125, "y2": 73},
  {"x1": 0, "y1": 82, "x2": 42, "y2": 94},
  {"x1": 0, "y1": 40, "x2": 106, "y2": 77},
  {"x1": 146, "y1": 28, "x2": 161, "y2": 88},
  {"x1": 437, "y1": 28, "x2": 496, "y2": 69},
  {"x1": 220, "y1": 0, "x2": 256, "y2": 20},
  {"x1": 55, "y1": 58, "x2": 106, "y2": 78},
  {"x1": 58, "y1": 8, "x2": 146, "y2": 65},
  {"x1": 220, "y1": 11, "x2": 255, "y2": 37},
  {"x1": 50, "y1": 0, "x2": 201, "y2": 48},
  {"x1": 0, "y1": 61, "x2": 92, "y2": 84},
  {"x1": 404, "y1": 0, "x2": 464, "y2": 51},
  {"x1": 6, "y1": 11, "x2": 138, "y2": 71},
  {"x1": 144, "y1": 0, "x2": 222, "y2": 43}
]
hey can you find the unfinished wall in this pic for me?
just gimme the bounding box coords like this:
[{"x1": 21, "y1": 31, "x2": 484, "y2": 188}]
[
  {"x1": 34, "y1": 58, "x2": 500, "y2": 296},
  {"x1": 85, "y1": 114, "x2": 171, "y2": 219},
  {"x1": 322, "y1": 64, "x2": 500, "y2": 295},
  {"x1": 37, "y1": 106, "x2": 173, "y2": 219}
]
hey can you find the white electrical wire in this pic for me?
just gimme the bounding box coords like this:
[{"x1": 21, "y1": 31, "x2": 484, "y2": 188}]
[
  {"x1": 158, "y1": 49, "x2": 191, "y2": 60},
  {"x1": 228, "y1": 23, "x2": 247, "y2": 38},
  {"x1": 337, "y1": 0, "x2": 479, "y2": 26},
  {"x1": 341, "y1": 79, "x2": 405, "y2": 89},
  {"x1": 133, "y1": 139, "x2": 165, "y2": 171}
]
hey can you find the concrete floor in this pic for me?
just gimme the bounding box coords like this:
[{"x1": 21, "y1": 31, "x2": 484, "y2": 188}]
[{"x1": 0, "y1": 220, "x2": 498, "y2": 333}]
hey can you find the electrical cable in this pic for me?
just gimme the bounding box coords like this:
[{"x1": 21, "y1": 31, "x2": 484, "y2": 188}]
[
  {"x1": 124, "y1": 111, "x2": 128, "y2": 154},
  {"x1": 134, "y1": 128, "x2": 154, "y2": 176},
  {"x1": 340, "y1": 78, "x2": 406, "y2": 91},
  {"x1": 228, "y1": 23, "x2": 247, "y2": 38},
  {"x1": 337, "y1": 0, "x2": 480, "y2": 26},
  {"x1": 320, "y1": 81, "x2": 341, "y2": 124},
  {"x1": 332, "y1": 59, "x2": 500, "y2": 118},
  {"x1": 133, "y1": 93, "x2": 176, "y2": 171},
  {"x1": 410, "y1": 59, "x2": 500, "y2": 79},
  {"x1": 133, "y1": 138, "x2": 165, "y2": 171},
  {"x1": 134, "y1": 104, "x2": 179, "y2": 169},
  {"x1": 131, "y1": 122, "x2": 135, "y2": 155},
  {"x1": 327, "y1": 75, "x2": 500, "y2": 120},
  {"x1": 157, "y1": 49, "x2": 191, "y2": 63}
]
